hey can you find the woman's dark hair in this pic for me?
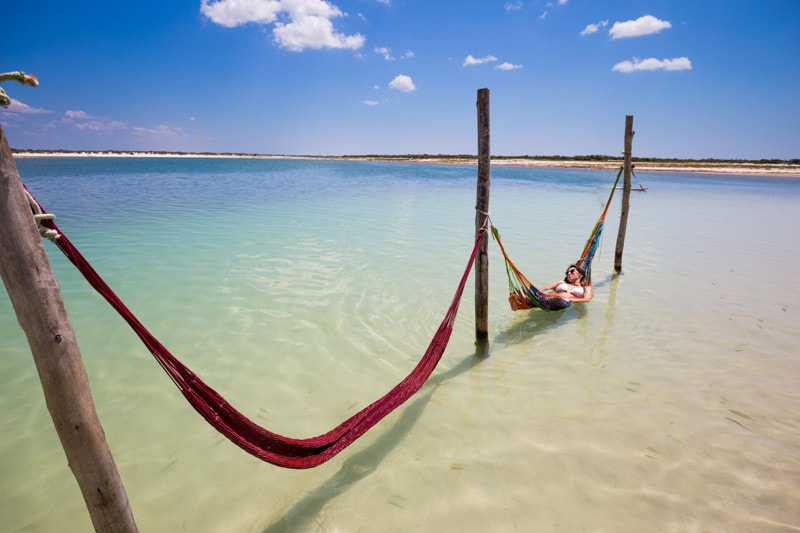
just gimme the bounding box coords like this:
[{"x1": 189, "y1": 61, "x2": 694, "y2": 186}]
[{"x1": 565, "y1": 264, "x2": 588, "y2": 286}]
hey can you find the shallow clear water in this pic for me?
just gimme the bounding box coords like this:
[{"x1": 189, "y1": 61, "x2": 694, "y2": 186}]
[{"x1": 2, "y1": 158, "x2": 799, "y2": 532}]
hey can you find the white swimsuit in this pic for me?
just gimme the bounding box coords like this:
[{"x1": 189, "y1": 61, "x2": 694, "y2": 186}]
[{"x1": 555, "y1": 283, "x2": 584, "y2": 298}]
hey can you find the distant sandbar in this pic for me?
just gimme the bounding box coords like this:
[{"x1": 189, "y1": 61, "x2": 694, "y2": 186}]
[{"x1": 12, "y1": 151, "x2": 800, "y2": 177}]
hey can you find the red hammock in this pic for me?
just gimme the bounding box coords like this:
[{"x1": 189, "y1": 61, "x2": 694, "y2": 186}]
[{"x1": 30, "y1": 189, "x2": 485, "y2": 469}]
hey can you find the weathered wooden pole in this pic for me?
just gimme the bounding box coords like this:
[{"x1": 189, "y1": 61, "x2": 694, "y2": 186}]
[
  {"x1": 475, "y1": 88, "x2": 490, "y2": 340},
  {"x1": 0, "y1": 125, "x2": 138, "y2": 532},
  {"x1": 614, "y1": 115, "x2": 634, "y2": 273}
]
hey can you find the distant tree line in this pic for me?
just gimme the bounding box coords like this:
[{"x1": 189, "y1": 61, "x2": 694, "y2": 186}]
[
  {"x1": 347, "y1": 154, "x2": 800, "y2": 165},
  {"x1": 10, "y1": 148, "x2": 799, "y2": 165},
  {"x1": 10, "y1": 148, "x2": 275, "y2": 157}
]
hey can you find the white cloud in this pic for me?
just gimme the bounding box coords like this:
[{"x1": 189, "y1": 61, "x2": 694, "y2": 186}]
[
  {"x1": 609, "y1": 15, "x2": 671, "y2": 39},
  {"x1": 56, "y1": 110, "x2": 186, "y2": 139},
  {"x1": 375, "y1": 46, "x2": 394, "y2": 60},
  {"x1": 505, "y1": 1, "x2": 523, "y2": 11},
  {"x1": 580, "y1": 20, "x2": 608, "y2": 36},
  {"x1": 273, "y1": 14, "x2": 365, "y2": 51},
  {"x1": 496, "y1": 62, "x2": 523, "y2": 71},
  {"x1": 200, "y1": 0, "x2": 281, "y2": 27},
  {"x1": 538, "y1": 0, "x2": 567, "y2": 19},
  {"x1": 463, "y1": 54, "x2": 498, "y2": 66},
  {"x1": 59, "y1": 110, "x2": 126, "y2": 133},
  {"x1": 388, "y1": 74, "x2": 416, "y2": 92},
  {"x1": 65, "y1": 110, "x2": 91, "y2": 119},
  {"x1": 612, "y1": 57, "x2": 692, "y2": 73},
  {"x1": 401, "y1": 50, "x2": 414, "y2": 59},
  {"x1": 201, "y1": 0, "x2": 365, "y2": 52},
  {"x1": 73, "y1": 120, "x2": 126, "y2": 133},
  {"x1": 132, "y1": 125, "x2": 185, "y2": 138},
  {"x1": 1, "y1": 98, "x2": 50, "y2": 115},
  {"x1": 364, "y1": 100, "x2": 380, "y2": 106}
]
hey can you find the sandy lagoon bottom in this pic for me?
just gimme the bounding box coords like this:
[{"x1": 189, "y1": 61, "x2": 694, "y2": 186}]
[{"x1": 1, "y1": 159, "x2": 799, "y2": 531}]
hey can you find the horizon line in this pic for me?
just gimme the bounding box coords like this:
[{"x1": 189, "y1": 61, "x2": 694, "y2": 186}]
[{"x1": 11, "y1": 149, "x2": 799, "y2": 165}]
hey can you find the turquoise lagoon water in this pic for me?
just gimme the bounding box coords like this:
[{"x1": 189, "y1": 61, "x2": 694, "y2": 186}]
[{"x1": 1, "y1": 157, "x2": 799, "y2": 532}]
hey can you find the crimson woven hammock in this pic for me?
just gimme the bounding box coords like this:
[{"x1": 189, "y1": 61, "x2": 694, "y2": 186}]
[
  {"x1": 492, "y1": 166, "x2": 623, "y2": 312},
  {"x1": 30, "y1": 188, "x2": 485, "y2": 469}
]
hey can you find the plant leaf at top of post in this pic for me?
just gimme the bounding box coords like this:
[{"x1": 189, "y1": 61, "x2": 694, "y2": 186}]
[{"x1": 0, "y1": 71, "x2": 39, "y2": 107}]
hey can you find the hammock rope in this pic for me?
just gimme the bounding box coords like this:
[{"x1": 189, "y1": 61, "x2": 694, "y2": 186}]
[
  {"x1": 27, "y1": 187, "x2": 486, "y2": 469},
  {"x1": 492, "y1": 166, "x2": 623, "y2": 312}
]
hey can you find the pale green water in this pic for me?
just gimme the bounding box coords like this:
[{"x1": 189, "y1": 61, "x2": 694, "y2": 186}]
[{"x1": 1, "y1": 158, "x2": 799, "y2": 532}]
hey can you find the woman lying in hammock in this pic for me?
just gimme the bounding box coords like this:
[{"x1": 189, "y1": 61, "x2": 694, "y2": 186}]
[{"x1": 542, "y1": 264, "x2": 594, "y2": 303}]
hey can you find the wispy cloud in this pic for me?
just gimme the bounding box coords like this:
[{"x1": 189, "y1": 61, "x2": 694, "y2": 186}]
[
  {"x1": 504, "y1": 1, "x2": 523, "y2": 11},
  {"x1": 612, "y1": 57, "x2": 691, "y2": 73},
  {"x1": 0, "y1": 98, "x2": 51, "y2": 116},
  {"x1": 464, "y1": 54, "x2": 520, "y2": 70},
  {"x1": 373, "y1": 47, "x2": 412, "y2": 61},
  {"x1": 375, "y1": 46, "x2": 394, "y2": 60},
  {"x1": 609, "y1": 15, "x2": 671, "y2": 39},
  {"x1": 580, "y1": 20, "x2": 608, "y2": 36},
  {"x1": 539, "y1": 0, "x2": 568, "y2": 20},
  {"x1": 60, "y1": 110, "x2": 127, "y2": 133},
  {"x1": 363, "y1": 100, "x2": 380, "y2": 106},
  {"x1": 388, "y1": 74, "x2": 416, "y2": 92},
  {"x1": 40, "y1": 109, "x2": 186, "y2": 140},
  {"x1": 132, "y1": 125, "x2": 185, "y2": 138},
  {"x1": 200, "y1": 0, "x2": 365, "y2": 52},
  {"x1": 463, "y1": 54, "x2": 498, "y2": 66}
]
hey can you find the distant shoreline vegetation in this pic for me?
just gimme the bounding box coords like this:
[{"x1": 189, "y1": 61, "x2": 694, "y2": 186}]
[
  {"x1": 10, "y1": 149, "x2": 800, "y2": 175},
  {"x1": 339, "y1": 153, "x2": 800, "y2": 166},
  {"x1": 9, "y1": 148, "x2": 797, "y2": 165}
]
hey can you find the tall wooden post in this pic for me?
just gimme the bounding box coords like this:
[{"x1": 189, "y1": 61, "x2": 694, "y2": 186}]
[
  {"x1": 0, "y1": 126, "x2": 138, "y2": 532},
  {"x1": 475, "y1": 88, "x2": 490, "y2": 339},
  {"x1": 614, "y1": 115, "x2": 634, "y2": 273}
]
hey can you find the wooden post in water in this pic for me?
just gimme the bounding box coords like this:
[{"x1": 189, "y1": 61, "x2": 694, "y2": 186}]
[
  {"x1": 614, "y1": 115, "x2": 635, "y2": 273},
  {"x1": 475, "y1": 88, "x2": 490, "y2": 340},
  {"x1": 0, "y1": 125, "x2": 138, "y2": 533}
]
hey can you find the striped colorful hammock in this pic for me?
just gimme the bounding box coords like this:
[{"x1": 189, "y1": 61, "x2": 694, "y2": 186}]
[{"x1": 492, "y1": 166, "x2": 623, "y2": 311}]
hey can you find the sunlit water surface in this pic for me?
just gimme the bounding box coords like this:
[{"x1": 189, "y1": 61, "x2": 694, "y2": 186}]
[{"x1": 2, "y1": 158, "x2": 799, "y2": 532}]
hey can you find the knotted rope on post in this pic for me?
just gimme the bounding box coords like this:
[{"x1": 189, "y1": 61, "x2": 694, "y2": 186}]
[{"x1": 24, "y1": 188, "x2": 60, "y2": 241}]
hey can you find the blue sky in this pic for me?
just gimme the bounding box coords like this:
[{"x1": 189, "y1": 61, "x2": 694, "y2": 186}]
[{"x1": 3, "y1": 1, "x2": 799, "y2": 158}]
